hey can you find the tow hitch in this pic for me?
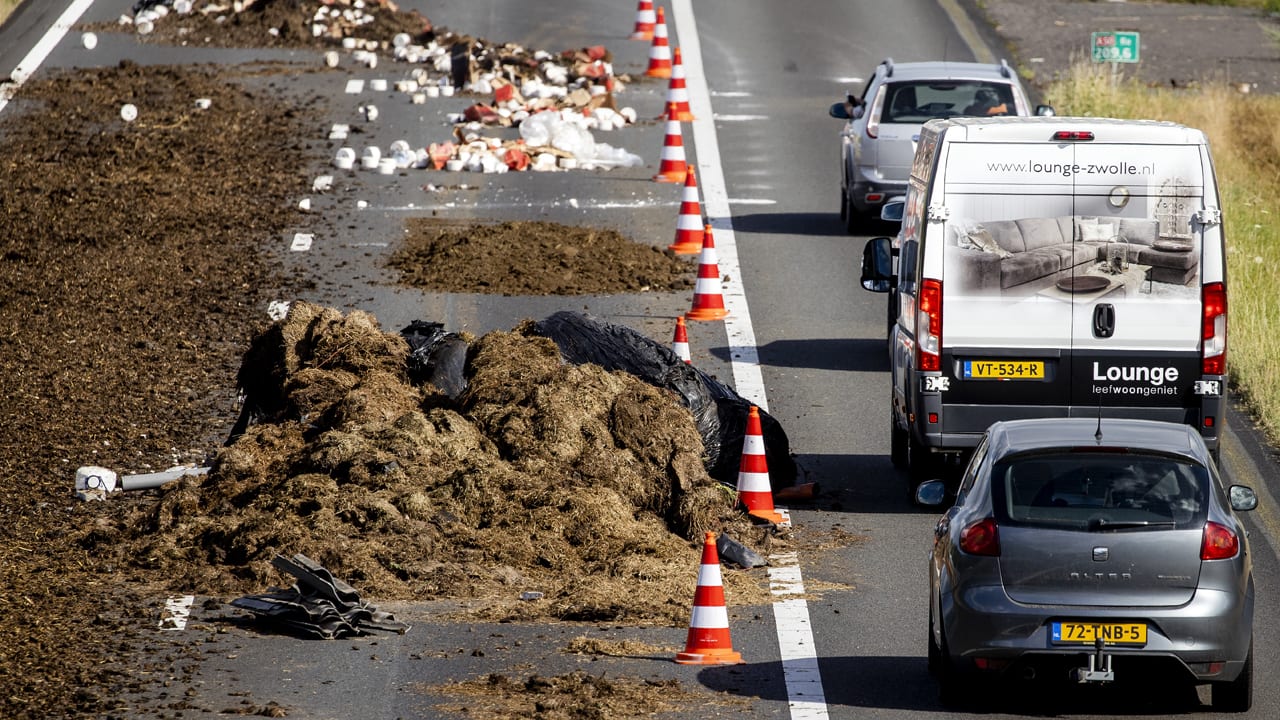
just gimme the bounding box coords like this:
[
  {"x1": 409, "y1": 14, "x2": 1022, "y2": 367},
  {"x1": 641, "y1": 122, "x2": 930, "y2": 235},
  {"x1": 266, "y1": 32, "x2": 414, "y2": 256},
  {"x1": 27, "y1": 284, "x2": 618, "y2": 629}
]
[{"x1": 1072, "y1": 638, "x2": 1115, "y2": 683}]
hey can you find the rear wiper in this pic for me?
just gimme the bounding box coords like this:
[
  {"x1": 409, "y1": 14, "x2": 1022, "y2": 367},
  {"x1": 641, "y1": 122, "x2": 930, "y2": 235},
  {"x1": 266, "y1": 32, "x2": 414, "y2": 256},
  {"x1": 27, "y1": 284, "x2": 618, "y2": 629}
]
[{"x1": 1089, "y1": 518, "x2": 1178, "y2": 530}]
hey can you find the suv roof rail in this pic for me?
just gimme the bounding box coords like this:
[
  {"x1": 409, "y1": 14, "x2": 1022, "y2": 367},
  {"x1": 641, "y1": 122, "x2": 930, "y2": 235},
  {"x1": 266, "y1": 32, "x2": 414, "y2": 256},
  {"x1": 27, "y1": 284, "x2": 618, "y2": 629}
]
[
  {"x1": 998, "y1": 58, "x2": 1012, "y2": 78},
  {"x1": 881, "y1": 57, "x2": 894, "y2": 78}
]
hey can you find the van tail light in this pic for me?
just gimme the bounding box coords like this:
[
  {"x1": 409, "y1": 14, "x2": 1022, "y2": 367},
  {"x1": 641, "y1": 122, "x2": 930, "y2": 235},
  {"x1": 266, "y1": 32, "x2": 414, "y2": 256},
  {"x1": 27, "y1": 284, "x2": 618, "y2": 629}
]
[
  {"x1": 1201, "y1": 521, "x2": 1239, "y2": 560},
  {"x1": 1052, "y1": 130, "x2": 1095, "y2": 141},
  {"x1": 917, "y1": 279, "x2": 942, "y2": 371},
  {"x1": 1202, "y1": 282, "x2": 1227, "y2": 375},
  {"x1": 960, "y1": 518, "x2": 1000, "y2": 556}
]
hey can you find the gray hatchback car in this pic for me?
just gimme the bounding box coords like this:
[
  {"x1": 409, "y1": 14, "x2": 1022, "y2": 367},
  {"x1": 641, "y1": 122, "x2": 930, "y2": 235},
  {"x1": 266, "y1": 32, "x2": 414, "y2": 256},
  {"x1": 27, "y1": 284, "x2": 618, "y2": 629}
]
[
  {"x1": 918, "y1": 418, "x2": 1258, "y2": 711},
  {"x1": 829, "y1": 58, "x2": 1052, "y2": 232}
]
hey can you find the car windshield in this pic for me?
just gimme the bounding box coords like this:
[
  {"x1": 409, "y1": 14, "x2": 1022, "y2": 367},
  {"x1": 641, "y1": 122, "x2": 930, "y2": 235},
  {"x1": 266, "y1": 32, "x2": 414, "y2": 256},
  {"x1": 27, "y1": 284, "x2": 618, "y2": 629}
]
[
  {"x1": 991, "y1": 451, "x2": 1209, "y2": 531},
  {"x1": 882, "y1": 80, "x2": 1016, "y2": 123}
]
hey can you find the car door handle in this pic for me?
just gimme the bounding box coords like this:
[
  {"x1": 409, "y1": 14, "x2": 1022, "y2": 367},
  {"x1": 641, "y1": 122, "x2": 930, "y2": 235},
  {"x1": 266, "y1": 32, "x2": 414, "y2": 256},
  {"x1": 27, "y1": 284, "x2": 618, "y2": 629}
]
[{"x1": 1093, "y1": 303, "x2": 1115, "y2": 339}]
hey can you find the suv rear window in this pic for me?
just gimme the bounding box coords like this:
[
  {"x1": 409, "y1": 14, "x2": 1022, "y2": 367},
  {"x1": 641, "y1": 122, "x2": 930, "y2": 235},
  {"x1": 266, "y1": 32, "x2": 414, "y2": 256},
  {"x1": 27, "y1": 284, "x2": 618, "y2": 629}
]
[
  {"x1": 991, "y1": 451, "x2": 1208, "y2": 531},
  {"x1": 881, "y1": 81, "x2": 1016, "y2": 123}
]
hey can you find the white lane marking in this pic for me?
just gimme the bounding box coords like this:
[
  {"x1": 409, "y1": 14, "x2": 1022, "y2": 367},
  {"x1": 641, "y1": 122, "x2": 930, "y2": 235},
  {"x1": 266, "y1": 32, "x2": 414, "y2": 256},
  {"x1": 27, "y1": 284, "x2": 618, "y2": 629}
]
[
  {"x1": 329, "y1": 123, "x2": 350, "y2": 139},
  {"x1": 344, "y1": 79, "x2": 365, "y2": 94},
  {"x1": 290, "y1": 232, "x2": 314, "y2": 251},
  {"x1": 832, "y1": 76, "x2": 864, "y2": 85},
  {"x1": 159, "y1": 595, "x2": 194, "y2": 631},
  {"x1": 673, "y1": 2, "x2": 830, "y2": 718},
  {"x1": 0, "y1": 0, "x2": 98, "y2": 113},
  {"x1": 714, "y1": 114, "x2": 769, "y2": 122},
  {"x1": 712, "y1": 91, "x2": 752, "y2": 97}
]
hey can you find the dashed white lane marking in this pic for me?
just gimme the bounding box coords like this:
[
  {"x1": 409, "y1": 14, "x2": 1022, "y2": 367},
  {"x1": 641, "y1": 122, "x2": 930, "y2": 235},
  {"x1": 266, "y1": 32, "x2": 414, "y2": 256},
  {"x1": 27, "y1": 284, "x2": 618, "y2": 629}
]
[
  {"x1": 712, "y1": 91, "x2": 752, "y2": 97},
  {"x1": 673, "y1": 1, "x2": 830, "y2": 718},
  {"x1": 714, "y1": 114, "x2": 769, "y2": 121},
  {"x1": 290, "y1": 232, "x2": 314, "y2": 251},
  {"x1": 329, "y1": 123, "x2": 350, "y2": 139},
  {"x1": 159, "y1": 595, "x2": 194, "y2": 631},
  {"x1": 344, "y1": 79, "x2": 365, "y2": 94},
  {"x1": 0, "y1": 0, "x2": 98, "y2": 113}
]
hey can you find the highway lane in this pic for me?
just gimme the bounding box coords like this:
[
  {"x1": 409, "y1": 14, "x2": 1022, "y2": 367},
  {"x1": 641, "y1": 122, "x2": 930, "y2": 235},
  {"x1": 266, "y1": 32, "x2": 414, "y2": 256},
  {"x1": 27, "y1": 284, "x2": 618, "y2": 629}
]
[{"x1": 5, "y1": 0, "x2": 1280, "y2": 717}]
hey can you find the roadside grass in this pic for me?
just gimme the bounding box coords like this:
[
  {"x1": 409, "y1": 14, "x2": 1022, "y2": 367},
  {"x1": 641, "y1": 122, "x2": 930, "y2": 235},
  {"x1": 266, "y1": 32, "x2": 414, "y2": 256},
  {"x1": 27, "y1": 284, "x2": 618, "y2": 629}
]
[
  {"x1": 0, "y1": 0, "x2": 20, "y2": 28},
  {"x1": 1045, "y1": 62, "x2": 1280, "y2": 441}
]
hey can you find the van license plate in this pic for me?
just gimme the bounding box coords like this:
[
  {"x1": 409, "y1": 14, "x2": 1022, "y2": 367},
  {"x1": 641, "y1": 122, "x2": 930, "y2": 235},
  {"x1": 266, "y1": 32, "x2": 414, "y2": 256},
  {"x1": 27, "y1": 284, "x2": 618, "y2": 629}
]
[
  {"x1": 962, "y1": 360, "x2": 1045, "y2": 379},
  {"x1": 1051, "y1": 622, "x2": 1146, "y2": 646}
]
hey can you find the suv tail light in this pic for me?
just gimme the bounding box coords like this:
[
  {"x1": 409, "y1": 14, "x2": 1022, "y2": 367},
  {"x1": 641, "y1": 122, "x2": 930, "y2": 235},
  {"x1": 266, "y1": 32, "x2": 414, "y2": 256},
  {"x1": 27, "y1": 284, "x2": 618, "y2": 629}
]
[
  {"x1": 1201, "y1": 521, "x2": 1239, "y2": 560},
  {"x1": 866, "y1": 87, "x2": 887, "y2": 139},
  {"x1": 1202, "y1": 282, "x2": 1227, "y2": 375},
  {"x1": 917, "y1": 278, "x2": 942, "y2": 371},
  {"x1": 960, "y1": 518, "x2": 1000, "y2": 556}
]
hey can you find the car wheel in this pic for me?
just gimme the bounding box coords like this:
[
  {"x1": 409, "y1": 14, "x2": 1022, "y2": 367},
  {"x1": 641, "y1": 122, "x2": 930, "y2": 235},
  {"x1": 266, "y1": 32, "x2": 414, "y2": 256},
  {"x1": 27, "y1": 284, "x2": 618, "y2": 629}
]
[
  {"x1": 907, "y1": 426, "x2": 936, "y2": 480},
  {"x1": 1211, "y1": 638, "x2": 1253, "y2": 712},
  {"x1": 931, "y1": 612, "x2": 970, "y2": 708},
  {"x1": 890, "y1": 410, "x2": 908, "y2": 470},
  {"x1": 843, "y1": 193, "x2": 865, "y2": 235}
]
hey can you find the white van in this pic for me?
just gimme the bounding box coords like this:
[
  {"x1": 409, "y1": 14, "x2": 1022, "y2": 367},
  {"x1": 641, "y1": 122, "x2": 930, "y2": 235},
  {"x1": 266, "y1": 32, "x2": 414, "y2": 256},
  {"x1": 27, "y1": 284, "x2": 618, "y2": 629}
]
[{"x1": 861, "y1": 117, "x2": 1227, "y2": 480}]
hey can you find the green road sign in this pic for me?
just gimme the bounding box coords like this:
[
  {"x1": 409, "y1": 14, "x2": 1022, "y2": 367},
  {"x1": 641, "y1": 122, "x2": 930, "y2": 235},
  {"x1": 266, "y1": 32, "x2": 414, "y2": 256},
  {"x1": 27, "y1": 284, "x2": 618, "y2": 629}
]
[{"x1": 1091, "y1": 31, "x2": 1141, "y2": 63}]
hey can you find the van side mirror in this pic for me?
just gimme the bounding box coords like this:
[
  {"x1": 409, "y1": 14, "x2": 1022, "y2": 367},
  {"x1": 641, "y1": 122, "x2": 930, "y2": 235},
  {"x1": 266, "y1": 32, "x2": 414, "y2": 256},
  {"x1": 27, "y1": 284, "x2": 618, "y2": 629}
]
[
  {"x1": 861, "y1": 236, "x2": 895, "y2": 292},
  {"x1": 1035, "y1": 104, "x2": 1056, "y2": 117},
  {"x1": 880, "y1": 199, "x2": 906, "y2": 223}
]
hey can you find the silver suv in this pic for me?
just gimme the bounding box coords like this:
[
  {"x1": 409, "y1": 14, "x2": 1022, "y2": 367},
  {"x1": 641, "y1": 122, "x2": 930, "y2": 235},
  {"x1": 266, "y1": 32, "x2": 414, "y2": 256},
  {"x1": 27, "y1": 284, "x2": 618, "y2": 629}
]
[{"x1": 829, "y1": 58, "x2": 1052, "y2": 232}]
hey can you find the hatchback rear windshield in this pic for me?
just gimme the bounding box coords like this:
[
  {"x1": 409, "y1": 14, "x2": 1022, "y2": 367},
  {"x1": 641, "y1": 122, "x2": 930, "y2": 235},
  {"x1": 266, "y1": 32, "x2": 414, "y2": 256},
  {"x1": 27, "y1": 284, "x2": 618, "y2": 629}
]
[
  {"x1": 991, "y1": 451, "x2": 1209, "y2": 531},
  {"x1": 881, "y1": 80, "x2": 1016, "y2": 123}
]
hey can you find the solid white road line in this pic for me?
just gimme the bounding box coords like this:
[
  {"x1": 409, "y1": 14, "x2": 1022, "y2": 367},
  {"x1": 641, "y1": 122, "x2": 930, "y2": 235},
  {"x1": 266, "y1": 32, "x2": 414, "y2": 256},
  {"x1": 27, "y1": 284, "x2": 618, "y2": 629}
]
[
  {"x1": 671, "y1": 2, "x2": 831, "y2": 718},
  {"x1": 0, "y1": 0, "x2": 98, "y2": 113}
]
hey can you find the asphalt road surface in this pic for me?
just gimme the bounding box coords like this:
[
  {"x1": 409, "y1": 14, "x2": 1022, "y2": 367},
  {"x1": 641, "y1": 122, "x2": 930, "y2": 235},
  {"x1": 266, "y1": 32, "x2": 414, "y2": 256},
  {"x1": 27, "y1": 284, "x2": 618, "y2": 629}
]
[{"x1": 4, "y1": 0, "x2": 1280, "y2": 718}]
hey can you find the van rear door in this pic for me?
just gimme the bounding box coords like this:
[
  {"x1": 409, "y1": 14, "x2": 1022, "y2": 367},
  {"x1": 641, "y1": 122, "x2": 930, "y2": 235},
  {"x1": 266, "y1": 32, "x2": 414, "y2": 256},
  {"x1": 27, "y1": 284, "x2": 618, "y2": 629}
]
[{"x1": 1062, "y1": 142, "x2": 1206, "y2": 415}]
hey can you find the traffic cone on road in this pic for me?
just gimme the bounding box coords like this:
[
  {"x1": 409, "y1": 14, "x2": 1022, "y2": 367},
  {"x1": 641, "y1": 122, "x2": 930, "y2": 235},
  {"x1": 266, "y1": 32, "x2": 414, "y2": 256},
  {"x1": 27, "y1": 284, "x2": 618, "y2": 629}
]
[
  {"x1": 737, "y1": 406, "x2": 786, "y2": 525},
  {"x1": 645, "y1": 7, "x2": 673, "y2": 78},
  {"x1": 685, "y1": 227, "x2": 728, "y2": 321},
  {"x1": 664, "y1": 47, "x2": 695, "y2": 121},
  {"x1": 671, "y1": 316, "x2": 691, "y2": 364},
  {"x1": 629, "y1": 0, "x2": 655, "y2": 40},
  {"x1": 653, "y1": 102, "x2": 687, "y2": 183},
  {"x1": 667, "y1": 168, "x2": 704, "y2": 253},
  {"x1": 675, "y1": 531, "x2": 744, "y2": 665}
]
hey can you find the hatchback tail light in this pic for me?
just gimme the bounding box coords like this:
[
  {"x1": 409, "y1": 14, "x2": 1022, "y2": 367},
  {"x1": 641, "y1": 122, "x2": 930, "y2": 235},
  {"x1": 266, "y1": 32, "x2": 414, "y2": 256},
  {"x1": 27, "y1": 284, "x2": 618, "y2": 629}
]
[
  {"x1": 960, "y1": 518, "x2": 1000, "y2": 556},
  {"x1": 1201, "y1": 521, "x2": 1239, "y2": 560}
]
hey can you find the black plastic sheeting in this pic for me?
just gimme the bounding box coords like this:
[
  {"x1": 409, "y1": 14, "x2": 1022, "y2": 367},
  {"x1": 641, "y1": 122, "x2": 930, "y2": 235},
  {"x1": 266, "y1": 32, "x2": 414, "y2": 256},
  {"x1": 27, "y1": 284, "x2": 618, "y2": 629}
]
[
  {"x1": 395, "y1": 311, "x2": 796, "y2": 488},
  {"x1": 231, "y1": 554, "x2": 410, "y2": 640},
  {"x1": 402, "y1": 320, "x2": 469, "y2": 399},
  {"x1": 530, "y1": 311, "x2": 796, "y2": 489}
]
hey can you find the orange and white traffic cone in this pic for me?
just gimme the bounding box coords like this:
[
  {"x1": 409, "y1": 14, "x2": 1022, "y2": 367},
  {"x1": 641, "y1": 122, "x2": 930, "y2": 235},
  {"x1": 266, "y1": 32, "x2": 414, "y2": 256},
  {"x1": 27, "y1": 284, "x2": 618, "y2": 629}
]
[
  {"x1": 685, "y1": 226, "x2": 728, "y2": 321},
  {"x1": 664, "y1": 47, "x2": 695, "y2": 121},
  {"x1": 629, "y1": 0, "x2": 655, "y2": 41},
  {"x1": 667, "y1": 168, "x2": 704, "y2": 254},
  {"x1": 675, "y1": 531, "x2": 744, "y2": 665},
  {"x1": 652, "y1": 102, "x2": 687, "y2": 183},
  {"x1": 645, "y1": 7, "x2": 673, "y2": 78},
  {"x1": 671, "y1": 316, "x2": 691, "y2": 364},
  {"x1": 737, "y1": 406, "x2": 786, "y2": 525}
]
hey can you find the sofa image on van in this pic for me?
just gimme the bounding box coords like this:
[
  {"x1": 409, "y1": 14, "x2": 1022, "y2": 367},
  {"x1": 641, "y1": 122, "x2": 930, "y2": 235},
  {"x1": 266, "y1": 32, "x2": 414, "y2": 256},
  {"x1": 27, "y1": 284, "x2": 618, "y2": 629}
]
[{"x1": 946, "y1": 216, "x2": 1200, "y2": 295}]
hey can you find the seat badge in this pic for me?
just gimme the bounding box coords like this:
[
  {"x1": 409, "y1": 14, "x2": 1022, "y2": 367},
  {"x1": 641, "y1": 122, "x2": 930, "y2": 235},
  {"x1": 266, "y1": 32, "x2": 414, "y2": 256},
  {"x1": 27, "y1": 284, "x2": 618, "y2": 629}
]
[{"x1": 1092, "y1": 547, "x2": 1110, "y2": 562}]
